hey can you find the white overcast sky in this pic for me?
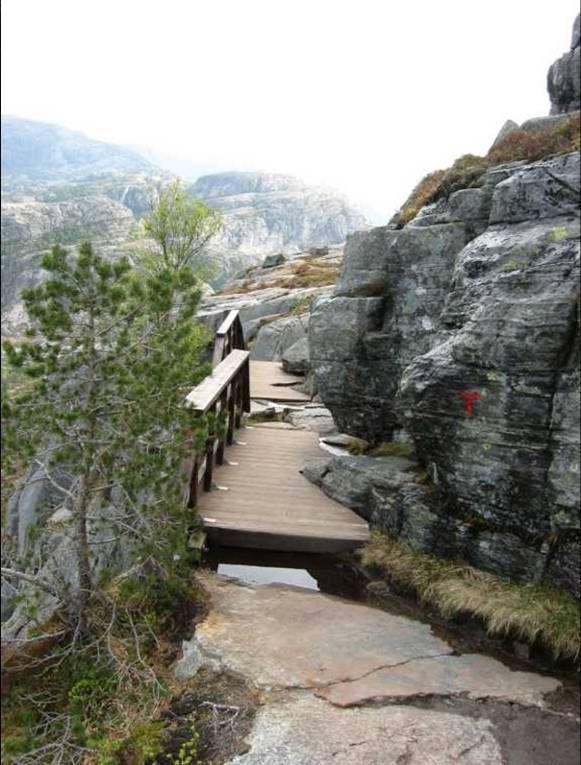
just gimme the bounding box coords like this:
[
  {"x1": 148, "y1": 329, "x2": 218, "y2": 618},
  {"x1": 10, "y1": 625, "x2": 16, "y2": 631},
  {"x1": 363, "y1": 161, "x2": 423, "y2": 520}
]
[{"x1": 1, "y1": 0, "x2": 578, "y2": 222}]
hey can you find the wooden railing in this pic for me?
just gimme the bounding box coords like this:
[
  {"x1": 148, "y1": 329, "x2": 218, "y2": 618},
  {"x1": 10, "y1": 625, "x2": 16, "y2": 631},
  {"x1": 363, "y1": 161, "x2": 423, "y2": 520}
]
[
  {"x1": 186, "y1": 311, "x2": 250, "y2": 508},
  {"x1": 212, "y1": 310, "x2": 246, "y2": 368}
]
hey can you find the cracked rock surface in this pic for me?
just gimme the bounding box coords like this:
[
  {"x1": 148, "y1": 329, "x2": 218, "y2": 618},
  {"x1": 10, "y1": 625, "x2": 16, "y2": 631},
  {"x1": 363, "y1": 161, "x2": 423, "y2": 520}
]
[
  {"x1": 176, "y1": 574, "x2": 575, "y2": 764},
  {"x1": 227, "y1": 694, "x2": 504, "y2": 765}
]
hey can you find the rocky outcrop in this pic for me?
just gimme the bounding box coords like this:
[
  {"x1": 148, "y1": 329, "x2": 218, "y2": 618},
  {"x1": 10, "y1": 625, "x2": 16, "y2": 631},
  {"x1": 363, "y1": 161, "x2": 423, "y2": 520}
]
[
  {"x1": 548, "y1": 14, "x2": 580, "y2": 114},
  {"x1": 197, "y1": 246, "x2": 343, "y2": 357},
  {"x1": 174, "y1": 573, "x2": 575, "y2": 765},
  {"x1": 310, "y1": 148, "x2": 580, "y2": 594},
  {"x1": 250, "y1": 315, "x2": 308, "y2": 361}
]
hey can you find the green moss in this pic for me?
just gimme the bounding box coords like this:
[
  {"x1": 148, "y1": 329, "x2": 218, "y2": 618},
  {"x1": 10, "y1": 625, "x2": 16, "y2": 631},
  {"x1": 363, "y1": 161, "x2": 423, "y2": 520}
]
[{"x1": 368, "y1": 441, "x2": 415, "y2": 458}]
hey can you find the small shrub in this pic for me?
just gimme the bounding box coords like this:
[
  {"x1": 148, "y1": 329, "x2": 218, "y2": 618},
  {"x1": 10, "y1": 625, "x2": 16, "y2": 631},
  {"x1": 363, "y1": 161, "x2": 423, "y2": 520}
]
[
  {"x1": 345, "y1": 436, "x2": 371, "y2": 455},
  {"x1": 289, "y1": 295, "x2": 316, "y2": 316},
  {"x1": 398, "y1": 169, "x2": 446, "y2": 225}
]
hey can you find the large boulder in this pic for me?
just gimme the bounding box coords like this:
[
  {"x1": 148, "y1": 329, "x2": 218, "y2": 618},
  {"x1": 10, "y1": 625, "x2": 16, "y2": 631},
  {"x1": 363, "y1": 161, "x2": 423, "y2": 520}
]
[
  {"x1": 250, "y1": 315, "x2": 308, "y2": 361},
  {"x1": 547, "y1": 14, "x2": 581, "y2": 114},
  {"x1": 282, "y1": 336, "x2": 310, "y2": 374},
  {"x1": 310, "y1": 223, "x2": 470, "y2": 439}
]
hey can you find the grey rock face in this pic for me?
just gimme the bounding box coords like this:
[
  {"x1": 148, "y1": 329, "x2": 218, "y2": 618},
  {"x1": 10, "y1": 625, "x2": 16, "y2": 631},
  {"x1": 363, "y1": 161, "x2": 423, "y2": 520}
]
[
  {"x1": 261, "y1": 253, "x2": 287, "y2": 269},
  {"x1": 488, "y1": 153, "x2": 580, "y2": 224},
  {"x1": 282, "y1": 336, "x2": 310, "y2": 374},
  {"x1": 250, "y1": 315, "x2": 308, "y2": 361},
  {"x1": 489, "y1": 119, "x2": 520, "y2": 150},
  {"x1": 309, "y1": 151, "x2": 580, "y2": 594},
  {"x1": 397, "y1": 216, "x2": 579, "y2": 578},
  {"x1": 310, "y1": 223, "x2": 468, "y2": 439},
  {"x1": 547, "y1": 14, "x2": 581, "y2": 114},
  {"x1": 520, "y1": 111, "x2": 581, "y2": 134}
]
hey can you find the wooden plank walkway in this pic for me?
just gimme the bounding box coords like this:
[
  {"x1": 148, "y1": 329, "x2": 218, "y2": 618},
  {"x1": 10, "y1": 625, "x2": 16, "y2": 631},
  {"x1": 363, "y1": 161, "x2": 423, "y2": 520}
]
[
  {"x1": 249, "y1": 361, "x2": 311, "y2": 402},
  {"x1": 199, "y1": 426, "x2": 370, "y2": 553}
]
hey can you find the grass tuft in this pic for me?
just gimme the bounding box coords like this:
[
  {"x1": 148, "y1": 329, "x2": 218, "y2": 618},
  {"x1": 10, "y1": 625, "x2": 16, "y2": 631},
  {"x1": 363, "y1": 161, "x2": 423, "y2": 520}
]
[
  {"x1": 368, "y1": 441, "x2": 415, "y2": 458},
  {"x1": 345, "y1": 439, "x2": 415, "y2": 458},
  {"x1": 359, "y1": 531, "x2": 581, "y2": 660}
]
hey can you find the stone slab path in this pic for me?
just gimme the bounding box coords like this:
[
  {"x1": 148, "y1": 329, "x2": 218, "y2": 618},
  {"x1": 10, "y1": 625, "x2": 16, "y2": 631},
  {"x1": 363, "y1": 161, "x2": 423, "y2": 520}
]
[
  {"x1": 250, "y1": 360, "x2": 311, "y2": 402},
  {"x1": 176, "y1": 574, "x2": 579, "y2": 765}
]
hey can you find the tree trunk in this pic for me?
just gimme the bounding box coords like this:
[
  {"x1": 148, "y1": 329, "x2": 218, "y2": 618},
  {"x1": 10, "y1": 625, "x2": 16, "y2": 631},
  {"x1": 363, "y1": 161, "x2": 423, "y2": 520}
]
[{"x1": 74, "y1": 472, "x2": 93, "y2": 637}]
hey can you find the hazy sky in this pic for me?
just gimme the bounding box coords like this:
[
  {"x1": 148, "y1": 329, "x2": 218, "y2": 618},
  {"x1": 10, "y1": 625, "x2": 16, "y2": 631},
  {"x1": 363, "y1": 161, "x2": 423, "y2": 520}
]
[{"x1": 1, "y1": 1, "x2": 578, "y2": 222}]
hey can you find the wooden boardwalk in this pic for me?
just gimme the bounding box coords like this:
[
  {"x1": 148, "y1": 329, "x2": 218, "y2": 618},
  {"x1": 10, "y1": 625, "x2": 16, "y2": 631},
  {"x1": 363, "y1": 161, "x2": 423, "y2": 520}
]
[
  {"x1": 249, "y1": 361, "x2": 310, "y2": 402},
  {"x1": 186, "y1": 311, "x2": 369, "y2": 554},
  {"x1": 199, "y1": 425, "x2": 370, "y2": 553}
]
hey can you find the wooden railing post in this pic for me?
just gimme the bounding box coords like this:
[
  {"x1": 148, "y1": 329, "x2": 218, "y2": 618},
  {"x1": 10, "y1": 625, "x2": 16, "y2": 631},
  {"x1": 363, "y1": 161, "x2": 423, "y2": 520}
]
[
  {"x1": 216, "y1": 389, "x2": 228, "y2": 465},
  {"x1": 186, "y1": 341, "x2": 249, "y2": 507},
  {"x1": 227, "y1": 381, "x2": 236, "y2": 446}
]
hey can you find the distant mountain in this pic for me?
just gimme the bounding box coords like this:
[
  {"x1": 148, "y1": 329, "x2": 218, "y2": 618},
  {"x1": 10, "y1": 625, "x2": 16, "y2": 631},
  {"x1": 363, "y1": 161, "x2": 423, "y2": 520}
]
[
  {"x1": 1, "y1": 115, "x2": 156, "y2": 188},
  {"x1": 1, "y1": 120, "x2": 368, "y2": 331},
  {"x1": 125, "y1": 144, "x2": 221, "y2": 181}
]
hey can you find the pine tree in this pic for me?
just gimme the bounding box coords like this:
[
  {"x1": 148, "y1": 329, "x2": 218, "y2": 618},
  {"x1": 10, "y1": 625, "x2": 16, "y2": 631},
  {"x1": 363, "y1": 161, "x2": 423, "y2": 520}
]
[{"x1": 2, "y1": 241, "x2": 210, "y2": 636}]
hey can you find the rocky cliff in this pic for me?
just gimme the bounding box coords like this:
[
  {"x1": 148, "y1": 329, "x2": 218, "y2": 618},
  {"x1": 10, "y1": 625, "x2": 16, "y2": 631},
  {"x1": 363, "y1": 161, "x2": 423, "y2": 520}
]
[
  {"x1": 189, "y1": 172, "x2": 366, "y2": 286},
  {"x1": 1, "y1": 193, "x2": 139, "y2": 334},
  {"x1": 308, "y1": 16, "x2": 580, "y2": 596}
]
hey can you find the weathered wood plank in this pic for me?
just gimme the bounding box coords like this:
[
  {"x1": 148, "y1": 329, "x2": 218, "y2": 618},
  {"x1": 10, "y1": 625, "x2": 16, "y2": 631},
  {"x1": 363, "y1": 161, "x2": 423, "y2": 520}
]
[
  {"x1": 186, "y1": 350, "x2": 250, "y2": 413},
  {"x1": 198, "y1": 426, "x2": 370, "y2": 553},
  {"x1": 216, "y1": 309, "x2": 240, "y2": 337}
]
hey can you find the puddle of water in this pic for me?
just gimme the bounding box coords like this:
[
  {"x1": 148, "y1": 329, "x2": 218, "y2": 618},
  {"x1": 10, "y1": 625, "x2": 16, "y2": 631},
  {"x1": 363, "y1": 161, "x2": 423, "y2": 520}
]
[
  {"x1": 203, "y1": 547, "x2": 366, "y2": 600},
  {"x1": 217, "y1": 564, "x2": 318, "y2": 590}
]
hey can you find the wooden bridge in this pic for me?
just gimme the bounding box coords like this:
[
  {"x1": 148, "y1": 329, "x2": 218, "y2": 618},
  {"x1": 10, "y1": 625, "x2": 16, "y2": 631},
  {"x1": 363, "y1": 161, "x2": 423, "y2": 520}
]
[{"x1": 185, "y1": 310, "x2": 369, "y2": 554}]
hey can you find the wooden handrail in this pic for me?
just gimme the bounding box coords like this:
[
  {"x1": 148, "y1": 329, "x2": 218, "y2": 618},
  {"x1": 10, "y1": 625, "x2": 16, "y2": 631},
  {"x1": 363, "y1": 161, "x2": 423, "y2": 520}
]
[
  {"x1": 186, "y1": 343, "x2": 250, "y2": 509},
  {"x1": 212, "y1": 309, "x2": 246, "y2": 368}
]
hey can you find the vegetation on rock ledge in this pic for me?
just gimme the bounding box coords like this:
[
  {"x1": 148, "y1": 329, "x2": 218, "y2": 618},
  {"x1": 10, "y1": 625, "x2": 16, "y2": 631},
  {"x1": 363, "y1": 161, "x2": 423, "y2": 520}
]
[{"x1": 398, "y1": 113, "x2": 580, "y2": 224}]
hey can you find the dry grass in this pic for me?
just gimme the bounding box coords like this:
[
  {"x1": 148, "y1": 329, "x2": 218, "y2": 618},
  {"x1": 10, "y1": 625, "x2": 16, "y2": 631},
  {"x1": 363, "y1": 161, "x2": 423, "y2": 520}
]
[
  {"x1": 398, "y1": 113, "x2": 580, "y2": 224},
  {"x1": 274, "y1": 261, "x2": 338, "y2": 289},
  {"x1": 360, "y1": 531, "x2": 581, "y2": 660},
  {"x1": 218, "y1": 258, "x2": 338, "y2": 294},
  {"x1": 489, "y1": 113, "x2": 581, "y2": 164}
]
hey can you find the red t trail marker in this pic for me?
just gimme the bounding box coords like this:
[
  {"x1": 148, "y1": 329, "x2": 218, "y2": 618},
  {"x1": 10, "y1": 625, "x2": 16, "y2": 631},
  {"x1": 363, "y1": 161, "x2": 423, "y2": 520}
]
[{"x1": 459, "y1": 390, "x2": 481, "y2": 416}]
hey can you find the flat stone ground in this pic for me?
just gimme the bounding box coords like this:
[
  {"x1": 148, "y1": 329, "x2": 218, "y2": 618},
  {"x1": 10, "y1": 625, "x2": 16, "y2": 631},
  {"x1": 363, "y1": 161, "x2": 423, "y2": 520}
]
[
  {"x1": 177, "y1": 573, "x2": 580, "y2": 765},
  {"x1": 250, "y1": 361, "x2": 311, "y2": 402}
]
